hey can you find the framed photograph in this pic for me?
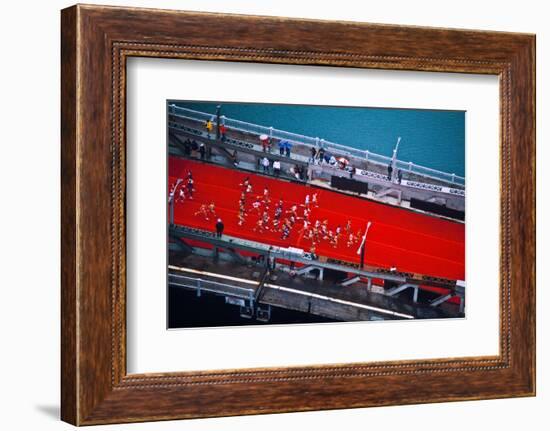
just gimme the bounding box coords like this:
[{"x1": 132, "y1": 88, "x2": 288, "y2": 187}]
[
  {"x1": 166, "y1": 100, "x2": 466, "y2": 329},
  {"x1": 61, "y1": 4, "x2": 536, "y2": 425}
]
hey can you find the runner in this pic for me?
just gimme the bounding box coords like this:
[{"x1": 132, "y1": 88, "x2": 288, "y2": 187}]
[
  {"x1": 186, "y1": 175, "x2": 195, "y2": 199},
  {"x1": 237, "y1": 211, "x2": 246, "y2": 226},
  {"x1": 251, "y1": 199, "x2": 262, "y2": 214},
  {"x1": 312, "y1": 192, "x2": 319, "y2": 207},
  {"x1": 176, "y1": 187, "x2": 185, "y2": 204},
  {"x1": 263, "y1": 187, "x2": 270, "y2": 205},
  {"x1": 262, "y1": 211, "x2": 270, "y2": 223},
  {"x1": 240, "y1": 176, "x2": 250, "y2": 190},
  {"x1": 281, "y1": 223, "x2": 291, "y2": 240},
  {"x1": 274, "y1": 200, "x2": 283, "y2": 218},
  {"x1": 208, "y1": 202, "x2": 216, "y2": 218},
  {"x1": 345, "y1": 219, "x2": 352, "y2": 234},
  {"x1": 253, "y1": 218, "x2": 265, "y2": 233},
  {"x1": 194, "y1": 204, "x2": 210, "y2": 220},
  {"x1": 286, "y1": 204, "x2": 298, "y2": 218}
]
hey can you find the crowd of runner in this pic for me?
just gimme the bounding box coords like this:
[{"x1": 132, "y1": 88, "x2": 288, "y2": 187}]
[{"x1": 169, "y1": 171, "x2": 365, "y2": 256}]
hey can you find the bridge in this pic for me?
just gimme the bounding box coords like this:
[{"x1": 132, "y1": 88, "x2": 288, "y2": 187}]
[
  {"x1": 168, "y1": 104, "x2": 465, "y2": 217},
  {"x1": 168, "y1": 224, "x2": 465, "y2": 322}
]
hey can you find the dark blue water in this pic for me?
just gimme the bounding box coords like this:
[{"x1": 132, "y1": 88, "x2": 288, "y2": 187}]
[
  {"x1": 174, "y1": 101, "x2": 465, "y2": 177},
  {"x1": 168, "y1": 286, "x2": 336, "y2": 328}
]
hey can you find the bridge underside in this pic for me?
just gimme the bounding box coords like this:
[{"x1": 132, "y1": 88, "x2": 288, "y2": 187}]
[
  {"x1": 168, "y1": 226, "x2": 464, "y2": 327},
  {"x1": 169, "y1": 251, "x2": 460, "y2": 326}
]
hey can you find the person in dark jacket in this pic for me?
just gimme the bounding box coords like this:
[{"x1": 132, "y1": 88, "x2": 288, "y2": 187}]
[
  {"x1": 310, "y1": 146, "x2": 317, "y2": 163},
  {"x1": 215, "y1": 218, "x2": 224, "y2": 238},
  {"x1": 199, "y1": 142, "x2": 206, "y2": 159},
  {"x1": 278, "y1": 140, "x2": 285, "y2": 156},
  {"x1": 318, "y1": 147, "x2": 325, "y2": 163},
  {"x1": 285, "y1": 141, "x2": 292, "y2": 157}
]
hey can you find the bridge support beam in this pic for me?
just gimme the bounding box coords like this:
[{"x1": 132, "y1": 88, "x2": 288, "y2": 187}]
[
  {"x1": 296, "y1": 265, "x2": 324, "y2": 281},
  {"x1": 340, "y1": 276, "x2": 360, "y2": 287},
  {"x1": 168, "y1": 235, "x2": 194, "y2": 256},
  {"x1": 386, "y1": 283, "x2": 417, "y2": 297},
  {"x1": 296, "y1": 265, "x2": 317, "y2": 276},
  {"x1": 376, "y1": 187, "x2": 402, "y2": 203},
  {"x1": 430, "y1": 293, "x2": 453, "y2": 307},
  {"x1": 256, "y1": 304, "x2": 271, "y2": 322},
  {"x1": 224, "y1": 247, "x2": 247, "y2": 264}
]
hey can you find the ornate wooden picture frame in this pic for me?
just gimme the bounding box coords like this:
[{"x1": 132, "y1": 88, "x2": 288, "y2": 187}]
[{"x1": 61, "y1": 4, "x2": 535, "y2": 425}]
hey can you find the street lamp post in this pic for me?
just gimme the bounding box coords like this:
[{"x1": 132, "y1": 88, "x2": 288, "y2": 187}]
[
  {"x1": 390, "y1": 136, "x2": 401, "y2": 182},
  {"x1": 357, "y1": 221, "x2": 372, "y2": 269},
  {"x1": 168, "y1": 179, "x2": 183, "y2": 225},
  {"x1": 215, "y1": 104, "x2": 221, "y2": 141}
]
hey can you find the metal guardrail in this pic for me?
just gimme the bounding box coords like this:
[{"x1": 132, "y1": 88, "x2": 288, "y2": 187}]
[
  {"x1": 168, "y1": 104, "x2": 465, "y2": 187},
  {"x1": 168, "y1": 273, "x2": 256, "y2": 300},
  {"x1": 170, "y1": 225, "x2": 459, "y2": 288}
]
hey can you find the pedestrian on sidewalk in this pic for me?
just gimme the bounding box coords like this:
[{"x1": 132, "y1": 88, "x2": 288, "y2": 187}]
[{"x1": 347, "y1": 165, "x2": 355, "y2": 179}]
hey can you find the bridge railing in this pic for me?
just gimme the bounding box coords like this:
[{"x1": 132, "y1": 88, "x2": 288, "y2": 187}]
[
  {"x1": 168, "y1": 272, "x2": 255, "y2": 300},
  {"x1": 168, "y1": 104, "x2": 465, "y2": 187}
]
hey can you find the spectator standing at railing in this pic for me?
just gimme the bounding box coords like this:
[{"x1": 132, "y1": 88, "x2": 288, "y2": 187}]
[
  {"x1": 387, "y1": 164, "x2": 393, "y2": 180},
  {"x1": 285, "y1": 141, "x2": 292, "y2": 157},
  {"x1": 278, "y1": 140, "x2": 285, "y2": 156},
  {"x1": 219, "y1": 124, "x2": 227, "y2": 142},
  {"x1": 261, "y1": 156, "x2": 270, "y2": 174},
  {"x1": 273, "y1": 160, "x2": 281, "y2": 176},
  {"x1": 310, "y1": 146, "x2": 317, "y2": 163},
  {"x1": 199, "y1": 142, "x2": 206, "y2": 160},
  {"x1": 318, "y1": 147, "x2": 325, "y2": 163},
  {"x1": 397, "y1": 169, "x2": 403, "y2": 184},
  {"x1": 191, "y1": 140, "x2": 199, "y2": 154},
  {"x1": 183, "y1": 139, "x2": 192, "y2": 156},
  {"x1": 205, "y1": 119, "x2": 213, "y2": 138},
  {"x1": 215, "y1": 218, "x2": 224, "y2": 238}
]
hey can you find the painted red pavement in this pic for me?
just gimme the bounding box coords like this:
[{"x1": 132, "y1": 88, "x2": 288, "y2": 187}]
[{"x1": 169, "y1": 157, "x2": 465, "y2": 283}]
